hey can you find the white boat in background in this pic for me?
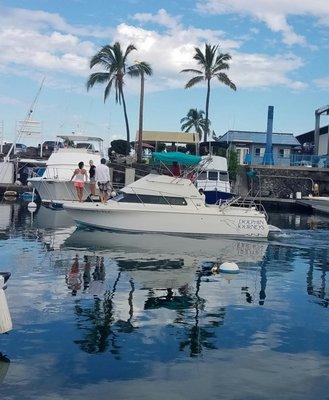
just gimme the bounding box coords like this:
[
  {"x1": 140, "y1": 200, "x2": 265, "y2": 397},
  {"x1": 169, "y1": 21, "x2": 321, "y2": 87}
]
[
  {"x1": 63, "y1": 173, "x2": 270, "y2": 238},
  {"x1": 196, "y1": 155, "x2": 232, "y2": 204},
  {"x1": 29, "y1": 134, "x2": 104, "y2": 203}
]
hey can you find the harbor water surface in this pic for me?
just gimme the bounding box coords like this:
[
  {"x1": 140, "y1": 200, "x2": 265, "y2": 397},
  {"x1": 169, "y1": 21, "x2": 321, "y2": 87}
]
[{"x1": 0, "y1": 203, "x2": 329, "y2": 399}]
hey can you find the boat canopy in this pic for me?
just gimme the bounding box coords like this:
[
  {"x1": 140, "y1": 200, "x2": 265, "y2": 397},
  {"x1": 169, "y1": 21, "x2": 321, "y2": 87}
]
[
  {"x1": 57, "y1": 135, "x2": 104, "y2": 142},
  {"x1": 152, "y1": 152, "x2": 202, "y2": 166}
]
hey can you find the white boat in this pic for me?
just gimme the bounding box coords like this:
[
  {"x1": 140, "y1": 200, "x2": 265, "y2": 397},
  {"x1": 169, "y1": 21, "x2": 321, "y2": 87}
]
[
  {"x1": 196, "y1": 155, "x2": 232, "y2": 204},
  {"x1": 63, "y1": 173, "x2": 270, "y2": 238},
  {"x1": 28, "y1": 134, "x2": 104, "y2": 203}
]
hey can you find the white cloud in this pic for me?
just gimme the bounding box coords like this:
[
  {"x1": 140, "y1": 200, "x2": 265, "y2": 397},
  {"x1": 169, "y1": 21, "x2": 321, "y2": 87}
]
[
  {"x1": 0, "y1": 6, "x2": 113, "y2": 38},
  {"x1": 0, "y1": 6, "x2": 306, "y2": 93},
  {"x1": 197, "y1": 0, "x2": 329, "y2": 46},
  {"x1": 313, "y1": 76, "x2": 329, "y2": 90},
  {"x1": 114, "y1": 15, "x2": 306, "y2": 92},
  {"x1": 133, "y1": 8, "x2": 182, "y2": 29},
  {"x1": 0, "y1": 95, "x2": 20, "y2": 105}
]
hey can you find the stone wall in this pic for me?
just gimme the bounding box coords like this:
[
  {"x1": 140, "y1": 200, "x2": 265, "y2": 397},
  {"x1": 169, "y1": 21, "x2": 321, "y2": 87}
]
[{"x1": 237, "y1": 165, "x2": 329, "y2": 198}]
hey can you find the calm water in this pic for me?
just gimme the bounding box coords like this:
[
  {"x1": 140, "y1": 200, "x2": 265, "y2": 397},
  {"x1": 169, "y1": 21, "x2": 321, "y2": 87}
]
[{"x1": 0, "y1": 203, "x2": 329, "y2": 400}]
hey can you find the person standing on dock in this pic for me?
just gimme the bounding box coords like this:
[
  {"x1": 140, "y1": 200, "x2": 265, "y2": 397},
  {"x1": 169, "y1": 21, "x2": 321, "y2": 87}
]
[
  {"x1": 70, "y1": 161, "x2": 87, "y2": 202},
  {"x1": 95, "y1": 158, "x2": 111, "y2": 203},
  {"x1": 89, "y1": 160, "x2": 96, "y2": 196}
]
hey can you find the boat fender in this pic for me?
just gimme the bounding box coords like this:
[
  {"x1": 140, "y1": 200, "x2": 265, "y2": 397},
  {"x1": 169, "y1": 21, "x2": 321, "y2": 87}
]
[
  {"x1": 3, "y1": 191, "x2": 17, "y2": 197},
  {"x1": 0, "y1": 275, "x2": 12, "y2": 334},
  {"x1": 219, "y1": 262, "x2": 239, "y2": 274},
  {"x1": 28, "y1": 201, "x2": 37, "y2": 211}
]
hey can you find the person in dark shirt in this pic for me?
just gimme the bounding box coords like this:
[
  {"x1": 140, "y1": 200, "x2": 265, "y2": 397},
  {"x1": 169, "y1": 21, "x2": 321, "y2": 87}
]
[{"x1": 89, "y1": 160, "x2": 96, "y2": 195}]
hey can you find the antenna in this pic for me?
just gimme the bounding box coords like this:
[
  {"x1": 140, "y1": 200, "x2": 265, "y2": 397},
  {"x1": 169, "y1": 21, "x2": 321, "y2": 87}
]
[{"x1": 5, "y1": 77, "x2": 45, "y2": 161}]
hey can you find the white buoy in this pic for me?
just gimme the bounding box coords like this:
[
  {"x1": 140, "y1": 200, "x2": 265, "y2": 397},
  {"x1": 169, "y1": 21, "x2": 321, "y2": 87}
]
[
  {"x1": 28, "y1": 201, "x2": 37, "y2": 210},
  {"x1": 219, "y1": 262, "x2": 239, "y2": 274},
  {"x1": 28, "y1": 188, "x2": 37, "y2": 210},
  {"x1": 0, "y1": 276, "x2": 12, "y2": 334}
]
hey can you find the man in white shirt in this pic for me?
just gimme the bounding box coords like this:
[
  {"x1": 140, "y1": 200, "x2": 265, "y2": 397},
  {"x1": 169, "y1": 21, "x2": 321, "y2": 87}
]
[{"x1": 95, "y1": 158, "x2": 111, "y2": 203}]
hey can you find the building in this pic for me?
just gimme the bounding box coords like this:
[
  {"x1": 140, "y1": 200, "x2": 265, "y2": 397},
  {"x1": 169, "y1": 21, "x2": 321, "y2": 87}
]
[
  {"x1": 138, "y1": 130, "x2": 198, "y2": 151},
  {"x1": 296, "y1": 125, "x2": 329, "y2": 156},
  {"x1": 219, "y1": 130, "x2": 300, "y2": 165}
]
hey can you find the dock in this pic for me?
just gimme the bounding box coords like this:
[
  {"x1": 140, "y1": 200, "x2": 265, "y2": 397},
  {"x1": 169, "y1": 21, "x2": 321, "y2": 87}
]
[
  {"x1": 0, "y1": 184, "x2": 31, "y2": 196},
  {"x1": 247, "y1": 196, "x2": 329, "y2": 215}
]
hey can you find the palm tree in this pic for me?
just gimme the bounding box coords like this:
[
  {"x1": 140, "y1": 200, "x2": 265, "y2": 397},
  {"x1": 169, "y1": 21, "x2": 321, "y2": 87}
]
[
  {"x1": 181, "y1": 43, "x2": 236, "y2": 142},
  {"x1": 128, "y1": 61, "x2": 153, "y2": 163},
  {"x1": 180, "y1": 108, "x2": 208, "y2": 141},
  {"x1": 87, "y1": 42, "x2": 136, "y2": 155}
]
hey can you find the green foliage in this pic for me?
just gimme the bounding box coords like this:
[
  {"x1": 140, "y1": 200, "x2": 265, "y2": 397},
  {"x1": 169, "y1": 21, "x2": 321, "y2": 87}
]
[
  {"x1": 109, "y1": 140, "x2": 131, "y2": 156},
  {"x1": 157, "y1": 143, "x2": 166, "y2": 152},
  {"x1": 180, "y1": 108, "x2": 208, "y2": 141},
  {"x1": 213, "y1": 147, "x2": 226, "y2": 157},
  {"x1": 177, "y1": 146, "x2": 187, "y2": 153},
  {"x1": 186, "y1": 143, "x2": 196, "y2": 155},
  {"x1": 181, "y1": 43, "x2": 236, "y2": 142},
  {"x1": 227, "y1": 149, "x2": 238, "y2": 181}
]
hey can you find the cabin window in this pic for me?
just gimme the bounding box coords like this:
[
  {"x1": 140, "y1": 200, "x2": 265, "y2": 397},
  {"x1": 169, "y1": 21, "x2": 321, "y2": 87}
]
[
  {"x1": 198, "y1": 172, "x2": 207, "y2": 180},
  {"x1": 117, "y1": 193, "x2": 187, "y2": 205},
  {"x1": 219, "y1": 171, "x2": 229, "y2": 182},
  {"x1": 117, "y1": 193, "x2": 142, "y2": 203},
  {"x1": 165, "y1": 196, "x2": 187, "y2": 205},
  {"x1": 208, "y1": 171, "x2": 218, "y2": 181}
]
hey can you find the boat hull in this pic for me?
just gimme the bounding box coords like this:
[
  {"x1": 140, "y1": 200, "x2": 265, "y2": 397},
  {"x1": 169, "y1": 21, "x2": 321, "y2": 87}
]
[
  {"x1": 64, "y1": 203, "x2": 269, "y2": 238},
  {"x1": 29, "y1": 179, "x2": 94, "y2": 202}
]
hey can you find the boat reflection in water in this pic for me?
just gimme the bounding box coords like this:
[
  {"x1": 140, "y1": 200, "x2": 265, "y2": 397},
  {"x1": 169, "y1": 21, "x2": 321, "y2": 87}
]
[{"x1": 63, "y1": 228, "x2": 270, "y2": 357}]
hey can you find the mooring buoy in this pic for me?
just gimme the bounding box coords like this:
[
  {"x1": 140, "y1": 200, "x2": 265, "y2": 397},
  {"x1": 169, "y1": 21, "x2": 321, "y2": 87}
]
[{"x1": 219, "y1": 262, "x2": 239, "y2": 274}]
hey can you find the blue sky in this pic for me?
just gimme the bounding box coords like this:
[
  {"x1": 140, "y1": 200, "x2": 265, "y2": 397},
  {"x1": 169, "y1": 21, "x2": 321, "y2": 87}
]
[{"x1": 0, "y1": 0, "x2": 328, "y2": 146}]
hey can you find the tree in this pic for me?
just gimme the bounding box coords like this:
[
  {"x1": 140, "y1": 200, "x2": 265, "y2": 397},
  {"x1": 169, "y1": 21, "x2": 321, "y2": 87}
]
[
  {"x1": 180, "y1": 108, "x2": 208, "y2": 142},
  {"x1": 109, "y1": 139, "x2": 131, "y2": 156},
  {"x1": 128, "y1": 61, "x2": 153, "y2": 163},
  {"x1": 87, "y1": 42, "x2": 136, "y2": 155},
  {"x1": 181, "y1": 43, "x2": 236, "y2": 142}
]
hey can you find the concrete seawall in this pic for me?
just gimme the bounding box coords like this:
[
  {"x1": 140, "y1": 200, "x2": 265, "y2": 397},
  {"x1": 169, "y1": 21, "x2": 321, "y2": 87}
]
[{"x1": 236, "y1": 165, "x2": 329, "y2": 198}]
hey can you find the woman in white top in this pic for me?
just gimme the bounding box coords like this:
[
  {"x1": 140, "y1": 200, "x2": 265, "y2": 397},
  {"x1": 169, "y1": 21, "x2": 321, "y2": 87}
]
[{"x1": 70, "y1": 161, "x2": 87, "y2": 202}]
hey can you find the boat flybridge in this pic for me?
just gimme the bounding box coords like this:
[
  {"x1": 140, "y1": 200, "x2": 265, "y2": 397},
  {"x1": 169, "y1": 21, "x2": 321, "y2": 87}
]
[
  {"x1": 63, "y1": 173, "x2": 270, "y2": 238},
  {"x1": 28, "y1": 134, "x2": 104, "y2": 203}
]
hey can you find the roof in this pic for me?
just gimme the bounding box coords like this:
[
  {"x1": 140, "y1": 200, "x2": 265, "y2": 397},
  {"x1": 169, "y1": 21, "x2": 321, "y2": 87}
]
[
  {"x1": 219, "y1": 130, "x2": 299, "y2": 146},
  {"x1": 152, "y1": 152, "x2": 202, "y2": 166},
  {"x1": 140, "y1": 131, "x2": 198, "y2": 144},
  {"x1": 296, "y1": 125, "x2": 329, "y2": 143},
  {"x1": 57, "y1": 135, "x2": 103, "y2": 142}
]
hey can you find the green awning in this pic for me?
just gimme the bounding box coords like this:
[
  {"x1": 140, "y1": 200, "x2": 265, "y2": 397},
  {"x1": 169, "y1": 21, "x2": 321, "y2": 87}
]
[{"x1": 152, "y1": 152, "x2": 202, "y2": 166}]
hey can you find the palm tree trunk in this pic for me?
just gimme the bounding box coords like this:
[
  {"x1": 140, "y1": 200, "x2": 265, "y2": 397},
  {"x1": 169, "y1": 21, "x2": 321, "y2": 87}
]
[
  {"x1": 204, "y1": 78, "x2": 211, "y2": 143},
  {"x1": 137, "y1": 72, "x2": 144, "y2": 163},
  {"x1": 120, "y1": 89, "x2": 130, "y2": 155}
]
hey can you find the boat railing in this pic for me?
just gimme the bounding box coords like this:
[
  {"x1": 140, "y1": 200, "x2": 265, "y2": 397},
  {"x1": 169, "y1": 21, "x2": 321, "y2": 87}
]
[{"x1": 219, "y1": 190, "x2": 268, "y2": 219}]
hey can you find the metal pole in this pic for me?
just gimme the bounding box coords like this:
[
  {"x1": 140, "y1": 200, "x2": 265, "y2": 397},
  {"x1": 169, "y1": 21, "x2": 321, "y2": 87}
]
[{"x1": 314, "y1": 112, "x2": 320, "y2": 155}]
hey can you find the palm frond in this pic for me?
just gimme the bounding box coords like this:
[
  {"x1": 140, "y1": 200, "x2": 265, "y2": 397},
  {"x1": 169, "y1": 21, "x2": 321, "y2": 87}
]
[
  {"x1": 86, "y1": 72, "x2": 110, "y2": 90},
  {"x1": 104, "y1": 77, "x2": 114, "y2": 102},
  {"x1": 90, "y1": 45, "x2": 114, "y2": 69},
  {"x1": 185, "y1": 75, "x2": 204, "y2": 89},
  {"x1": 215, "y1": 53, "x2": 232, "y2": 64},
  {"x1": 181, "y1": 121, "x2": 193, "y2": 132},
  {"x1": 123, "y1": 43, "x2": 137, "y2": 61},
  {"x1": 128, "y1": 61, "x2": 153, "y2": 77},
  {"x1": 216, "y1": 73, "x2": 237, "y2": 90},
  {"x1": 212, "y1": 63, "x2": 229, "y2": 74},
  {"x1": 180, "y1": 68, "x2": 203, "y2": 75},
  {"x1": 193, "y1": 46, "x2": 207, "y2": 65}
]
